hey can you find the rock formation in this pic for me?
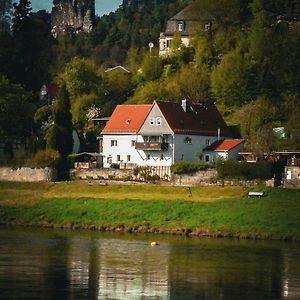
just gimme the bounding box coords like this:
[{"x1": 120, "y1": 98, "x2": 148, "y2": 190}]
[{"x1": 51, "y1": 0, "x2": 95, "y2": 37}]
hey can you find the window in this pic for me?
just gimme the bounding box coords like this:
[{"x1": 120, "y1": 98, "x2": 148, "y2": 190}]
[
  {"x1": 205, "y1": 155, "x2": 210, "y2": 162},
  {"x1": 204, "y1": 22, "x2": 211, "y2": 31},
  {"x1": 181, "y1": 154, "x2": 184, "y2": 161},
  {"x1": 156, "y1": 117, "x2": 162, "y2": 125},
  {"x1": 178, "y1": 21, "x2": 184, "y2": 32},
  {"x1": 205, "y1": 139, "x2": 210, "y2": 145},
  {"x1": 149, "y1": 117, "x2": 155, "y2": 125},
  {"x1": 111, "y1": 140, "x2": 117, "y2": 147},
  {"x1": 127, "y1": 155, "x2": 131, "y2": 162},
  {"x1": 117, "y1": 155, "x2": 121, "y2": 162},
  {"x1": 166, "y1": 39, "x2": 171, "y2": 48},
  {"x1": 131, "y1": 140, "x2": 136, "y2": 147},
  {"x1": 185, "y1": 136, "x2": 192, "y2": 144},
  {"x1": 146, "y1": 154, "x2": 150, "y2": 160}
]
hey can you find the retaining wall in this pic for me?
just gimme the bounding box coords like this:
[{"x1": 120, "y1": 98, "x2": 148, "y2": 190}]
[{"x1": 0, "y1": 167, "x2": 55, "y2": 182}]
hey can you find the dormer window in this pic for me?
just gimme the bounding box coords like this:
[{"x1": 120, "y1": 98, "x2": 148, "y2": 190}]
[{"x1": 177, "y1": 21, "x2": 184, "y2": 32}]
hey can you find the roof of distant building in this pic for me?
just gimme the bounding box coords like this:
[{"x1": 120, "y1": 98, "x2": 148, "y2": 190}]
[
  {"x1": 102, "y1": 104, "x2": 152, "y2": 133},
  {"x1": 105, "y1": 66, "x2": 131, "y2": 73},
  {"x1": 204, "y1": 139, "x2": 244, "y2": 152}
]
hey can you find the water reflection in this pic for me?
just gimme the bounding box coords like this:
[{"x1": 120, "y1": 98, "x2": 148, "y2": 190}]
[{"x1": 0, "y1": 227, "x2": 300, "y2": 299}]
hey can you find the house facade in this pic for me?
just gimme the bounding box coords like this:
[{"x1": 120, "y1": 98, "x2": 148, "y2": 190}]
[
  {"x1": 159, "y1": 6, "x2": 213, "y2": 56},
  {"x1": 203, "y1": 139, "x2": 244, "y2": 163},
  {"x1": 101, "y1": 100, "x2": 233, "y2": 177}
]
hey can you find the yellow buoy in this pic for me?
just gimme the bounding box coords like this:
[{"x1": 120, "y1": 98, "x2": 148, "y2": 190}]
[{"x1": 151, "y1": 241, "x2": 159, "y2": 246}]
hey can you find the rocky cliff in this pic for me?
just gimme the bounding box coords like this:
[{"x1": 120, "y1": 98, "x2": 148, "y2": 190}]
[{"x1": 51, "y1": 0, "x2": 95, "y2": 37}]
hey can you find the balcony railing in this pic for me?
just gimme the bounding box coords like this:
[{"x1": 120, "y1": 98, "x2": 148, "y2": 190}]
[{"x1": 135, "y1": 142, "x2": 168, "y2": 151}]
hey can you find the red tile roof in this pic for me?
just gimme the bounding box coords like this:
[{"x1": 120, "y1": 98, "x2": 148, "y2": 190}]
[
  {"x1": 102, "y1": 104, "x2": 152, "y2": 133},
  {"x1": 204, "y1": 139, "x2": 244, "y2": 152},
  {"x1": 156, "y1": 101, "x2": 232, "y2": 137}
]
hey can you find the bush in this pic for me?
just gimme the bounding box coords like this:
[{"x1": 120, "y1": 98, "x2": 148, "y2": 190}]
[
  {"x1": 171, "y1": 162, "x2": 213, "y2": 174},
  {"x1": 29, "y1": 149, "x2": 60, "y2": 168},
  {"x1": 216, "y1": 159, "x2": 274, "y2": 180}
]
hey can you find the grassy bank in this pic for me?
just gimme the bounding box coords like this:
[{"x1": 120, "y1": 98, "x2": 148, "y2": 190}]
[{"x1": 0, "y1": 181, "x2": 300, "y2": 240}]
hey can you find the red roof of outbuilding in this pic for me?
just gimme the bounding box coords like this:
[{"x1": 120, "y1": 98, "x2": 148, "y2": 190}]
[
  {"x1": 102, "y1": 104, "x2": 152, "y2": 133},
  {"x1": 204, "y1": 139, "x2": 244, "y2": 152}
]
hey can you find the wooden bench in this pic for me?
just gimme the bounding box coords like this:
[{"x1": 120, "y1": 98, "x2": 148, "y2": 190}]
[{"x1": 248, "y1": 192, "x2": 264, "y2": 198}]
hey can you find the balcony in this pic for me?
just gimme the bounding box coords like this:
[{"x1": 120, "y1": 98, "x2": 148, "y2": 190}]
[{"x1": 135, "y1": 142, "x2": 169, "y2": 151}]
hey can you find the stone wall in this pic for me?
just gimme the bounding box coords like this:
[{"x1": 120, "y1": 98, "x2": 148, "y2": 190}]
[
  {"x1": 74, "y1": 168, "x2": 134, "y2": 180},
  {"x1": 171, "y1": 169, "x2": 218, "y2": 186},
  {"x1": 0, "y1": 167, "x2": 55, "y2": 182},
  {"x1": 74, "y1": 168, "x2": 218, "y2": 186}
]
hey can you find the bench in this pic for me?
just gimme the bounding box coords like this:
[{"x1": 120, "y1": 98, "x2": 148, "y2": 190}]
[{"x1": 248, "y1": 192, "x2": 264, "y2": 198}]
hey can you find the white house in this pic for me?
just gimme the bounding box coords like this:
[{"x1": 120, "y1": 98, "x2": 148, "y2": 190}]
[
  {"x1": 100, "y1": 100, "x2": 233, "y2": 177},
  {"x1": 203, "y1": 139, "x2": 244, "y2": 163},
  {"x1": 159, "y1": 6, "x2": 214, "y2": 56}
]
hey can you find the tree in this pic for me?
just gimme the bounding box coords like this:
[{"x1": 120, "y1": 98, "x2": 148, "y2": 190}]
[
  {"x1": 0, "y1": 75, "x2": 34, "y2": 139},
  {"x1": 9, "y1": 1, "x2": 54, "y2": 91},
  {"x1": 141, "y1": 51, "x2": 163, "y2": 81},
  {"x1": 211, "y1": 49, "x2": 253, "y2": 109},
  {"x1": 62, "y1": 57, "x2": 100, "y2": 99},
  {"x1": 45, "y1": 83, "x2": 73, "y2": 180}
]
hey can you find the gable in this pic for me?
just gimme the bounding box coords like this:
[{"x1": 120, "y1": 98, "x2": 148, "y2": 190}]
[{"x1": 139, "y1": 103, "x2": 173, "y2": 135}]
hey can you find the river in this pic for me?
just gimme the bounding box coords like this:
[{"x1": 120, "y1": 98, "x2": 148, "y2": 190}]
[{"x1": 0, "y1": 227, "x2": 299, "y2": 299}]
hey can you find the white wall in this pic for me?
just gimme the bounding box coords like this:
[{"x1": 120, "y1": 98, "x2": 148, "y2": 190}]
[
  {"x1": 102, "y1": 134, "x2": 141, "y2": 168},
  {"x1": 173, "y1": 135, "x2": 219, "y2": 163},
  {"x1": 102, "y1": 134, "x2": 174, "y2": 168},
  {"x1": 159, "y1": 36, "x2": 190, "y2": 56}
]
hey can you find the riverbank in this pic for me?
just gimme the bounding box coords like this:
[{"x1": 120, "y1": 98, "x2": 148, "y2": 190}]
[{"x1": 0, "y1": 181, "x2": 300, "y2": 240}]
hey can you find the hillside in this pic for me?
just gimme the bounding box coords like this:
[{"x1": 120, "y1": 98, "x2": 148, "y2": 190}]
[{"x1": 0, "y1": 0, "x2": 300, "y2": 160}]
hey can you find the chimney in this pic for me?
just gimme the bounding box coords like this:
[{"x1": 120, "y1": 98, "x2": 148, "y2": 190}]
[
  {"x1": 181, "y1": 99, "x2": 190, "y2": 112},
  {"x1": 217, "y1": 128, "x2": 221, "y2": 141}
]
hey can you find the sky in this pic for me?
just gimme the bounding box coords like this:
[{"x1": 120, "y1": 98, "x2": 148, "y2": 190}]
[{"x1": 30, "y1": 0, "x2": 122, "y2": 16}]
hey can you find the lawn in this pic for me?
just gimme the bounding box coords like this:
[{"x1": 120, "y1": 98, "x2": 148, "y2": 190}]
[{"x1": 0, "y1": 181, "x2": 300, "y2": 240}]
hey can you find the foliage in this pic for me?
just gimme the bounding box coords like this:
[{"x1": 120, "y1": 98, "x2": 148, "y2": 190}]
[
  {"x1": 0, "y1": 75, "x2": 34, "y2": 138},
  {"x1": 28, "y1": 149, "x2": 60, "y2": 168},
  {"x1": 216, "y1": 159, "x2": 275, "y2": 180},
  {"x1": 46, "y1": 83, "x2": 73, "y2": 157},
  {"x1": 136, "y1": 166, "x2": 160, "y2": 182},
  {"x1": 71, "y1": 93, "x2": 101, "y2": 127},
  {"x1": 34, "y1": 105, "x2": 54, "y2": 126},
  {"x1": 62, "y1": 57, "x2": 100, "y2": 99},
  {"x1": 171, "y1": 161, "x2": 213, "y2": 174}
]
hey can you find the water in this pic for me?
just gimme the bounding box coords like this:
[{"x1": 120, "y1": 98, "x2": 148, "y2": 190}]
[{"x1": 0, "y1": 227, "x2": 300, "y2": 299}]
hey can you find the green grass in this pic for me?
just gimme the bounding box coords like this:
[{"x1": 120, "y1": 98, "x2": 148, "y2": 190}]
[{"x1": 0, "y1": 181, "x2": 300, "y2": 239}]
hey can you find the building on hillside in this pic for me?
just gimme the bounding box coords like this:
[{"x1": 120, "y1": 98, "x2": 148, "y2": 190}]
[
  {"x1": 100, "y1": 100, "x2": 233, "y2": 178},
  {"x1": 37, "y1": 83, "x2": 59, "y2": 107},
  {"x1": 159, "y1": 6, "x2": 214, "y2": 56},
  {"x1": 105, "y1": 66, "x2": 131, "y2": 73},
  {"x1": 283, "y1": 155, "x2": 300, "y2": 189}
]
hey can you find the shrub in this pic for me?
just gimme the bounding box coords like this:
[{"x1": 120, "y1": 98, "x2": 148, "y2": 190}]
[
  {"x1": 171, "y1": 162, "x2": 213, "y2": 174},
  {"x1": 29, "y1": 149, "x2": 60, "y2": 168},
  {"x1": 216, "y1": 159, "x2": 274, "y2": 180}
]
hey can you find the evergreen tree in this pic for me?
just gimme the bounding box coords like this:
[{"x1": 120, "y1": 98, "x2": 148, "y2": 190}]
[{"x1": 46, "y1": 83, "x2": 73, "y2": 180}]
